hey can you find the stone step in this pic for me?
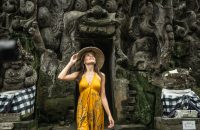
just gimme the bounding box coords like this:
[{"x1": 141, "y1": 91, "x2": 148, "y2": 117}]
[
  {"x1": 39, "y1": 124, "x2": 76, "y2": 130},
  {"x1": 52, "y1": 125, "x2": 75, "y2": 130},
  {"x1": 127, "y1": 97, "x2": 136, "y2": 103},
  {"x1": 105, "y1": 124, "x2": 147, "y2": 130},
  {"x1": 128, "y1": 86, "x2": 136, "y2": 90},
  {"x1": 39, "y1": 124, "x2": 150, "y2": 130},
  {"x1": 39, "y1": 123, "x2": 152, "y2": 130},
  {"x1": 155, "y1": 116, "x2": 200, "y2": 130},
  {"x1": 121, "y1": 110, "x2": 134, "y2": 115},
  {"x1": 0, "y1": 120, "x2": 37, "y2": 130},
  {"x1": 127, "y1": 90, "x2": 137, "y2": 95},
  {"x1": 122, "y1": 106, "x2": 135, "y2": 111},
  {"x1": 68, "y1": 109, "x2": 74, "y2": 114}
]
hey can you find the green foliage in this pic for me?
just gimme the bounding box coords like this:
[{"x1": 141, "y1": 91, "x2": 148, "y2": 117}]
[{"x1": 130, "y1": 73, "x2": 153, "y2": 125}]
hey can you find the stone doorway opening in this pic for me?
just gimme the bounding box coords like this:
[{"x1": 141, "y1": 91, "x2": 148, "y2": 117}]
[{"x1": 75, "y1": 38, "x2": 115, "y2": 122}]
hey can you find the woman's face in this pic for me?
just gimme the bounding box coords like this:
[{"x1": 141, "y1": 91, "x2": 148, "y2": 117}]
[{"x1": 83, "y1": 52, "x2": 96, "y2": 65}]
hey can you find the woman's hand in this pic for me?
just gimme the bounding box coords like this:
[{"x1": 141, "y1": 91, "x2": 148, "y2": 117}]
[
  {"x1": 108, "y1": 115, "x2": 114, "y2": 129},
  {"x1": 69, "y1": 53, "x2": 78, "y2": 64}
]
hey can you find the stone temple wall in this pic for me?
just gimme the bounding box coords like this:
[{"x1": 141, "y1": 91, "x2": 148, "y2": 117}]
[{"x1": 0, "y1": 0, "x2": 200, "y2": 129}]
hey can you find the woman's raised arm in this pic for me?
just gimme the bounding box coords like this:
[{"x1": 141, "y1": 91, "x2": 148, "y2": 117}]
[{"x1": 57, "y1": 53, "x2": 79, "y2": 81}]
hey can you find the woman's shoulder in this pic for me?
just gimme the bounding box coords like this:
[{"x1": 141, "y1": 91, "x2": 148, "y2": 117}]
[
  {"x1": 100, "y1": 72, "x2": 105, "y2": 77},
  {"x1": 96, "y1": 72, "x2": 105, "y2": 80}
]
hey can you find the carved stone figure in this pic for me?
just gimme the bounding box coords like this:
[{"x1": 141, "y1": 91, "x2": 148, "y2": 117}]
[
  {"x1": 129, "y1": 0, "x2": 174, "y2": 72},
  {"x1": 0, "y1": 0, "x2": 38, "y2": 94},
  {"x1": 2, "y1": 0, "x2": 17, "y2": 13},
  {"x1": 37, "y1": 0, "x2": 75, "y2": 53},
  {"x1": 28, "y1": 21, "x2": 45, "y2": 53},
  {"x1": 20, "y1": 0, "x2": 35, "y2": 17},
  {"x1": 172, "y1": 0, "x2": 200, "y2": 85},
  {"x1": 129, "y1": 2, "x2": 158, "y2": 71},
  {"x1": 0, "y1": 0, "x2": 18, "y2": 34},
  {"x1": 2, "y1": 60, "x2": 37, "y2": 91},
  {"x1": 61, "y1": 11, "x2": 87, "y2": 62},
  {"x1": 76, "y1": 0, "x2": 128, "y2": 64},
  {"x1": 1, "y1": 41, "x2": 37, "y2": 91}
]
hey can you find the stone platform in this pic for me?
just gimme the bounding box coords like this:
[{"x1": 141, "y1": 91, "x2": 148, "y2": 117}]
[
  {"x1": 0, "y1": 120, "x2": 37, "y2": 130},
  {"x1": 39, "y1": 123, "x2": 148, "y2": 130},
  {"x1": 155, "y1": 117, "x2": 200, "y2": 130}
]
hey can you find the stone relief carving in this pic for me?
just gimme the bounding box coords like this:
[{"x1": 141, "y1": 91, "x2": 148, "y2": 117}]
[
  {"x1": 0, "y1": 0, "x2": 38, "y2": 85},
  {"x1": 172, "y1": 0, "x2": 200, "y2": 85},
  {"x1": 1, "y1": 40, "x2": 37, "y2": 92},
  {"x1": 0, "y1": 0, "x2": 38, "y2": 124},
  {"x1": 129, "y1": 0, "x2": 174, "y2": 72},
  {"x1": 77, "y1": 0, "x2": 128, "y2": 64},
  {"x1": 0, "y1": 39, "x2": 37, "y2": 123}
]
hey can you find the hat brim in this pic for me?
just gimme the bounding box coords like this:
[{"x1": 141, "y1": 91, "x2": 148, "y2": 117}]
[{"x1": 75, "y1": 47, "x2": 105, "y2": 69}]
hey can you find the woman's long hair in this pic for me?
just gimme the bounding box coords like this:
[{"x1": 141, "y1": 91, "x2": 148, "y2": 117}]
[{"x1": 76, "y1": 51, "x2": 103, "y2": 82}]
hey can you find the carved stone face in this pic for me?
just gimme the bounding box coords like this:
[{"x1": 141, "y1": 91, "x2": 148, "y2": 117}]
[
  {"x1": 10, "y1": 60, "x2": 23, "y2": 69},
  {"x1": 77, "y1": 0, "x2": 119, "y2": 36},
  {"x1": 2, "y1": 0, "x2": 17, "y2": 13},
  {"x1": 3, "y1": 60, "x2": 25, "y2": 91},
  {"x1": 134, "y1": 52, "x2": 149, "y2": 70},
  {"x1": 38, "y1": 7, "x2": 51, "y2": 28},
  {"x1": 60, "y1": 0, "x2": 74, "y2": 11},
  {"x1": 139, "y1": 2, "x2": 153, "y2": 21},
  {"x1": 24, "y1": 1, "x2": 35, "y2": 15}
]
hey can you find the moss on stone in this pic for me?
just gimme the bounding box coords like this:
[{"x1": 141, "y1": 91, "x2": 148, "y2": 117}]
[
  {"x1": 116, "y1": 65, "x2": 130, "y2": 79},
  {"x1": 43, "y1": 96, "x2": 74, "y2": 122},
  {"x1": 130, "y1": 73, "x2": 153, "y2": 125},
  {"x1": 192, "y1": 88, "x2": 200, "y2": 97}
]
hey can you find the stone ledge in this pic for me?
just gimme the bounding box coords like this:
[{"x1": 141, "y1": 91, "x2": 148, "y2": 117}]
[
  {"x1": 0, "y1": 120, "x2": 37, "y2": 130},
  {"x1": 113, "y1": 124, "x2": 147, "y2": 130},
  {"x1": 39, "y1": 123, "x2": 147, "y2": 130},
  {"x1": 155, "y1": 117, "x2": 200, "y2": 130},
  {"x1": 0, "y1": 113, "x2": 20, "y2": 122}
]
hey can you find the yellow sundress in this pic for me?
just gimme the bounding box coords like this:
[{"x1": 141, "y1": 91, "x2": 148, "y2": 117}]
[{"x1": 77, "y1": 72, "x2": 104, "y2": 130}]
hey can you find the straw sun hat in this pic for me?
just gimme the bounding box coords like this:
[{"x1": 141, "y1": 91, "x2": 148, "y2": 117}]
[{"x1": 76, "y1": 47, "x2": 105, "y2": 69}]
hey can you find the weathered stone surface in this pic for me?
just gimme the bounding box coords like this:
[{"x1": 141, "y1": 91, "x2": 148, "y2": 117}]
[
  {"x1": 0, "y1": 113, "x2": 20, "y2": 122},
  {"x1": 155, "y1": 117, "x2": 200, "y2": 130},
  {"x1": 0, "y1": 120, "x2": 37, "y2": 130},
  {"x1": 113, "y1": 78, "x2": 129, "y2": 122},
  {"x1": 43, "y1": 96, "x2": 74, "y2": 122}
]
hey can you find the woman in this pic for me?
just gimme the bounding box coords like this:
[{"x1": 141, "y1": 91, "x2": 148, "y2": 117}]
[{"x1": 58, "y1": 47, "x2": 114, "y2": 130}]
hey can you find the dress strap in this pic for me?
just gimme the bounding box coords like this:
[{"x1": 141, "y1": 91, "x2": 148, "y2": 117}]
[{"x1": 84, "y1": 72, "x2": 96, "y2": 86}]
